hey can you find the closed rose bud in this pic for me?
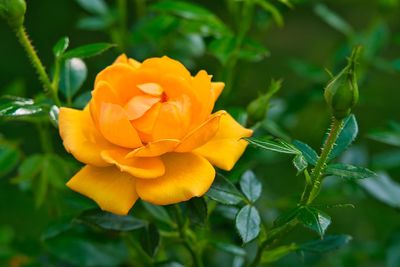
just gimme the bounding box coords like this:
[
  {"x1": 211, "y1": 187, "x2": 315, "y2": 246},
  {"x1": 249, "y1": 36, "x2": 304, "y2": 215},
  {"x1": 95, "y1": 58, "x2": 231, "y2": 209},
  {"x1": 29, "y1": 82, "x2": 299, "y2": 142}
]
[
  {"x1": 324, "y1": 47, "x2": 361, "y2": 119},
  {"x1": 0, "y1": 0, "x2": 26, "y2": 29}
]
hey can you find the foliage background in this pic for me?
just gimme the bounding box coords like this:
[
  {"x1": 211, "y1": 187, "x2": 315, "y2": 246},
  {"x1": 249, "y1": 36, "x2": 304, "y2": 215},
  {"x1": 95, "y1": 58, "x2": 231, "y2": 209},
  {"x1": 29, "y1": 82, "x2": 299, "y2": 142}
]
[{"x1": 0, "y1": 0, "x2": 399, "y2": 266}]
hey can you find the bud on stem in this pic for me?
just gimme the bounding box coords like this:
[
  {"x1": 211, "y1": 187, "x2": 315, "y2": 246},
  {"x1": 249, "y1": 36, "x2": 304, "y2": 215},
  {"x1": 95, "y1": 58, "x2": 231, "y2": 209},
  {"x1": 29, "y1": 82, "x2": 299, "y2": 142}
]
[
  {"x1": 324, "y1": 46, "x2": 362, "y2": 119},
  {"x1": 0, "y1": 0, "x2": 26, "y2": 29}
]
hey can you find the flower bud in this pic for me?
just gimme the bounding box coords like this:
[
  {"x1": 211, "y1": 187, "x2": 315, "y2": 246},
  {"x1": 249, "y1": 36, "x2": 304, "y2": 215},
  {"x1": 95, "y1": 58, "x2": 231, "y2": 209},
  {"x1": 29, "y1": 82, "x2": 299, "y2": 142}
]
[
  {"x1": 324, "y1": 47, "x2": 361, "y2": 119},
  {"x1": 247, "y1": 79, "x2": 281, "y2": 125},
  {"x1": 0, "y1": 0, "x2": 26, "y2": 29}
]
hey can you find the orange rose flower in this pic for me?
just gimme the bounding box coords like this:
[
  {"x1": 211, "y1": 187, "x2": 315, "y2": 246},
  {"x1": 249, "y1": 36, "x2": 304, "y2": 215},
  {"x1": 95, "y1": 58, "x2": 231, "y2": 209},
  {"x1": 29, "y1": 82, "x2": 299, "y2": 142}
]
[{"x1": 59, "y1": 55, "x2": 253, "y2": 215}]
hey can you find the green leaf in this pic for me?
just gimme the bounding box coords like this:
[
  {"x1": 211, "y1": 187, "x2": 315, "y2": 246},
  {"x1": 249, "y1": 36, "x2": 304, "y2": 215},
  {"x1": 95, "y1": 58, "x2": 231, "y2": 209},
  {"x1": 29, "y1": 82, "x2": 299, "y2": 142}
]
[
  {"x1": 77, "y1": 209, "x2": 147, "y2": 231},
  {"x1": 293, "y1": 140, "x2": 318, "y2": 165},
  {"x1": 63, "y1": 43, "x2": 114, "y2": 59},
  {"x1": 141, "y1": 201, "x2": 173, "y2": 225},
  {"x1": 0, "y1": 96, "x2": 45, "y2": 118},
  {"x1": 297, "y1": 207, "x2": 331, "y2": 237},
  {"x1": 292, "y1": 154, "x2": 308, "y2": 174},
  {"x1": 214, "y1": 205, "x2": 239, "y2": 220},
  {"x1": 368, "y1": 131, "x2": 400, "y2": 147},
  {"x1": 313, "y1": 4, "x2": 353, "y2": 36},
  {"x1": 213, "y1": 242, "x2": 246, "y2": 256},
  {"x1": 53, "y1": 36, "x2": 69, "y2": 58},
  {"x1": 49, "y1": 105, "x2": 59, "y2": 128},
  {"x1": 75, "y1": 0, "x2": 108, "y2": 15},
  {"x1": 73, "y1": 91, "x2": 92, "y2": 109},
  {"x1": 246, "y1": 137, "x2": 299, "y2": 154},
  {"x1": 299, "y1": 234, "x2": 352, "y2": 253},
  {"x1": 187, "y1": 197, "x2": 207, "y2": 226},
  {"x1": 208, "y1": 36, "x2": 236, "y2": 65},
  {"x1": 59, "y1": 58, "x2": 88, "y2": 100},
  {"x1": 239, "y1": 38, "x2": 270, "y2": 62},
  {"x1": 12, "y1": 154, "x2": 44, "y2": 186},
  {"x1": 240, "y1": 170, "x2": 262, "y2": 203},
  {"x1": 273, "y1": 207, "x2": 301, "y2": 227},
  {"x1": 256, "y1": 0, "x2": 284, "y2": 27},
  {"x1": 359, "y1": 173, "x2": 400, "y2": 209},
  {"x1": 140, "y1": 223, "x2": 160, "y2": 257},
  {"x1": 329, "y1": 114, "x2": 358, "y2": 160},
  {"x1": 45, "y1": 235, "x2": 128, "y2": 266},
  {"x1": 77, "y1": 16, "x2": 112, "y2": 31},
  {"x1": 372, "y1": 150, "x2": 400, "y2": 169},
  {"x1": 261, "y1": 243, "x2": 298, "y2": 263},
  {"x1": 235, "y1": 205, "x2": 261, "y2": 243},
  {"x1": 325, "y1": 163, "x2": 376, "y2": 180},
  {"x1": 0, "y1": 143, "x2": 20, "y2": 177},
  {"x1": 206, "y1": 173, "x2": 244, "y2": 205}
]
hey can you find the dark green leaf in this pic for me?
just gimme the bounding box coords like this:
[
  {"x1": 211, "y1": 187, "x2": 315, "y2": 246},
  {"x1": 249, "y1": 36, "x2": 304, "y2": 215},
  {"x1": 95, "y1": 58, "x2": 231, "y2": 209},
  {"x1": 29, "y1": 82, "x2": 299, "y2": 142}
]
[
  {"x1": 75, "y1": 0, "x2": 108, "y2": 15},
  {"x1": 77, "y1": 209, "x2": 147, "y2": 231},
  {"x1": 273, "y1": 207, "x2": 301, "y2": 227},
  {"x1": 292, "y1": 154, "x2": 308, "y2": 174},
  {"x1": 299, "y1": 234, "x2": 352, "y2": 253},
  {"x1": 325, "y1": 163, "x2": 376, "y2": 180},
  {"x1": 59, "y1": 58, "x2": 88, "y2": 99},
  {"x1": 140, "y1": 223, "x2": 160, "y2": 257},
  {"x1": 261, "y1": 243, "x2": 298, "y2": 263},
  {"x1": 329, "y1": 114, "x2": 358, "y2": 160},
  {"x1": 53, "y1": 37, "x2": 69, "y2": 58},
  {"x1": 206, "y1": 173, "x2": 244, "y2": 205},
  {"x1": 297, "y1": 207, "x2": 331, "y2": 237},
  {"x1": 293, "y1": 140, "x2": 318, "y2": 165},
  {"x1": 372, "y1": 150, "x2": 400, "y2": 169},
  {"x1": 141, "y1": 201, "x2": 173, "y2": 225},
  {"x1": 240, "y1": 170, "x2": 262, "y2": 203},
  {"x1": 0, "y1": 143, "x2": 20, "y2": 177},
  {"x1": 313, "y1": 4, "x2": 353, "y2": 36},
  {"x1": 246, "y1": 137, "x2": 299, "y2": 154},
  {"x1": 0, "y1": 96, "x2": 45, "y2": 118},
  {"x1": 239, "y1": 38, "x2": 270, "y2": 62},
  {"x1": 12, "y1": 154, "x2": 45, "y2": 188},
  {"x1": 63, "y1": 43, "x2": 114, "y2": 59},
  {"x1": 235, "y1": 205, "x2": 261, "y2": 243},
  {"x1": 73, "y1": 91, "x2": 92, "y2": 109},
  {"x1": 208, "y1": 36, "x2": 236, "y2": 65},
  {"x1": 359, "y1": 173, "x2": 400, "y2": 209},
  {"x1": 213, "y1": 242, "x2": 246, "y2": 256},
  {"x1": 214, "y1": 205, "x2": 239, "y2": 220},
  {"x1": 256, "y1": 0, "x2": 284, "y2": 27},
  {"x1": 77, "y1": 16, "x2": 112, "y2": 31},
  {"x1": 368, "y1": 131, "x2": 400, "y2": 147},
  {"x1": 187, "y1": 197, "x2": 207, "y2": 226}
]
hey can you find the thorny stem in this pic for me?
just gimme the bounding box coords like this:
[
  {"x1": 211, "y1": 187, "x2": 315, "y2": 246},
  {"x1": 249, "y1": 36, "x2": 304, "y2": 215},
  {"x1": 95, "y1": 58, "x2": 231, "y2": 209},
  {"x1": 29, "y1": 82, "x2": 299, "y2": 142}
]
[
  {"x1": 249, "y1": 117, "x2": 344, "y2": 267},
  {"x1": 15, "y1": 26, "x2": 61, "y2": 106},
  {"x1": 173, "y1": 205, "x2": 204, "y2": 267}
]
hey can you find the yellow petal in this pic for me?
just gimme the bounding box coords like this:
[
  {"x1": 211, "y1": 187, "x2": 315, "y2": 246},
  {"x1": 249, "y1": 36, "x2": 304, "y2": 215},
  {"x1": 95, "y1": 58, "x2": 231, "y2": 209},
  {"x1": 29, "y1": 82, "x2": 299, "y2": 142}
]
[
  {"x1": 113, "y1": 54, "x2": 129, "y2": 64},
  {"x1": 90, "y1": 80, "x2": 120, "y2": 126},
  {"x1": 59, "y1": 107, "x2": 113, "y2": 167},
  {"x1": 141, "y1": 56, "x2": 191, "y2": 81},
  {"x1": 175, "y1": 111, "x2": 226, "y2": 152},
  {"x1": 137, "y1": 83, "x2": 164, "y2": 96},
  {"x1": 211, "y1": 82, "x2": 224, "y2": 101},
  {"x1": 124, "y1": 95, "x2": 160, "y2": 120},
  {"x1": 126, "y1": 139, "x2": 180, "y2": 157},
  {"x1": 98, "y1": 103, "x2": 143, "y2": 148},
  {"x1": 135, "y1": 153, "x2": 215, "y2": 205},
  {"x1": 101, "y1": 149, "x2": 165, "y2": 179},
  {"x1": 67, "y1": 165, "x2": 138, "y2": 215},
  {"x1": 194, "y1": 112, "x2": 253, "y2": 171}
]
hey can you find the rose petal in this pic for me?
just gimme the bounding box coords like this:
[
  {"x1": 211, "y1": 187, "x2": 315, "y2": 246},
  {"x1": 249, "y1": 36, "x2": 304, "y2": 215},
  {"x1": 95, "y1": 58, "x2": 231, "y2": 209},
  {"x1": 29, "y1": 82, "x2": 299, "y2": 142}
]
[
  {"x1": 135, "y1": 153, "x2": 215, "y2": 205},
  {"x1": 67, "y1": 165, "x2": 138, "y2": 215},
  {"x1": 98, "y1": 103, "x2": 142, "y2": 148},
  {"x1": 141, "y1": 56, "x2": 191, "y2": 81},
  {"x1": 194, "y1": 112, "x2": 253, "y2": 171},
  {"x1": 101, "y1": 149, "x2": 165, "y2": 179},
  {"x1": 124, "y1": 95, "x2": 160, "y2": 120},
  {"x1": 137, "y1": 83, "x2": 164, "y2": 96},
  {"x1": 59, "y1": 107, "x2": 113, "y2": 167},
  {"x1": 126, "y1": 139, "x2": 180, "y2": 158},
  {"x1": 211, "y1": 82, "x2": 224, "y2": 101}
]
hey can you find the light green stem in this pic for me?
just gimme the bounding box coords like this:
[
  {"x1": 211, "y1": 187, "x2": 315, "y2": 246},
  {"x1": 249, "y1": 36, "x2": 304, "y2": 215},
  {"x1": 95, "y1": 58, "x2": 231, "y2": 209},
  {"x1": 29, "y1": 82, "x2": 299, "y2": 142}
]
[{"x1": 15, "y1": 26, "x2": 61, "y2": 106}]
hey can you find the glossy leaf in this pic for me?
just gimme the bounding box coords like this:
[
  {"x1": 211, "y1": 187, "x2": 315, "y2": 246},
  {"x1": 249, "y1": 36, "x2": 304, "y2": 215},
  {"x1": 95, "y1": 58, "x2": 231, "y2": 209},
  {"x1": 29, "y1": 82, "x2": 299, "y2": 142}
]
[
  {"x1": 329, "y1": 114, "x2": 358, "y2": 160},
  {"x1": 59, "y1": 58, "x2": 88, "y2": 100},
  {"x1": 297, "y1": 207, "x2": 331, "y2": 237},
  {"x1": 293, "y1": 140, "x2": 318, "y2": 165},
  {"x1": 141, "y1": 201, "x2": 173, "y2": 225},
  {"x1": 292, "y1": 154, "x2": 308, "y2": 174},
  {"x1": 240, "y1": 170, "x2": 262, "y2": 203},
  {"x1": 246, "y1": 137, "x2": 299, "y2": 154},
  {"x1": 53, "y1": 36, "x2": 69, "y2": 58},
  {"x1": 187, "y1": 197, "x2": 207, "y2": 226},
  {"x1": 0, "y1": 143, "x2": 20, "y2": 177},
  {"x1": 140, "y1": 223, "x2": 160, "y2": 257},
  {"x1": 77, "y1": 209, "x2": 147, "y2": 231},
  {"x1": 206, "y1": 173, "x2": 244, "y2": 205},
  {"x1": 299, "y1": 234, "x2": 352, "y2": 253},
  {"x1": 325, "y1": 163, "x2": 376, "y2": 179},
  {"x1": 49, "y1": 105, "x2": 59, "y2": 128},
  {"x1": 235, "y1": 205, "x2": 261, "y2": 243},
  {"x1": 75, "y1": 0, "x2": 108, "y2": 15},
  {"x1": 273, "y1": 207, "x2": 301, "y2": 227},
  {"x1": 213, "y1": 242, "x2": 246, "y2": 256},
  {"x1": 0, "y1": 96, "x2": 45, "y2": 118},
  {"x1": 261, "y1": 243, "x2": 298, "y2": 263},
  {"x1": 359, "y1": 173, "x2": 400, "y2": 209},
  {"x1": 63, "y1": 43, "x2": 114, "y2": 59}
]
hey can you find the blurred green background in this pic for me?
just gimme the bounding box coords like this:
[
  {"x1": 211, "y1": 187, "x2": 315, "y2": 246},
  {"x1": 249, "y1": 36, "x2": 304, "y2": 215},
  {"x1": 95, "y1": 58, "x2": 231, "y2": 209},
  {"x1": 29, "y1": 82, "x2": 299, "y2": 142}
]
[{"x1": 0, "y1": 0, "x2": 400, "y2": 266}]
